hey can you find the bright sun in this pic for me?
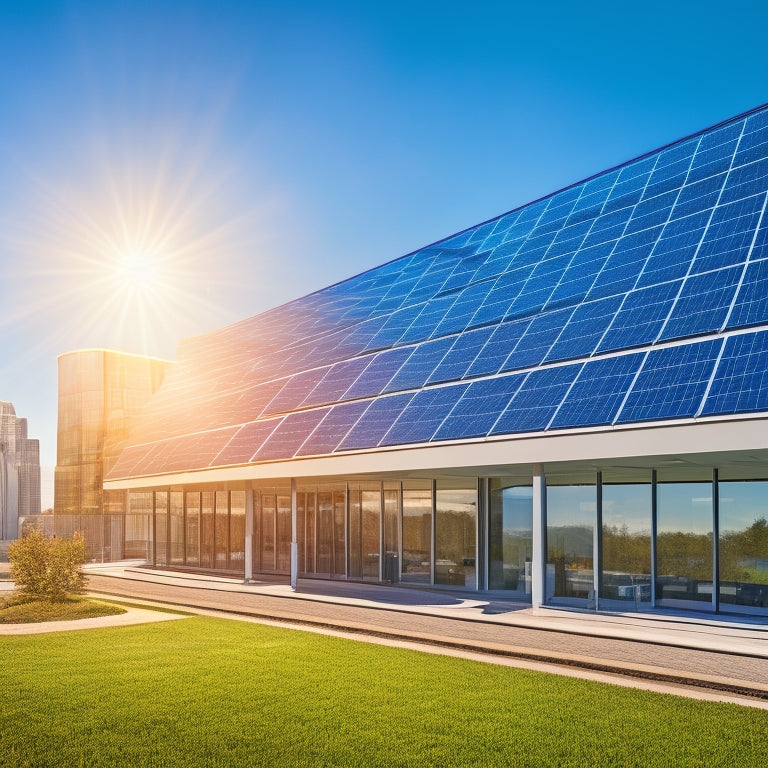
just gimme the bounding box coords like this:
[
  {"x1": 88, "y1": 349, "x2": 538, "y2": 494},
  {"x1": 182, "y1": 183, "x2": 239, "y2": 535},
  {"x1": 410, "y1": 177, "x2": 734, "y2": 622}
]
[{"x1": 118, "y1": 251, "x2": 157, "y2": 289}]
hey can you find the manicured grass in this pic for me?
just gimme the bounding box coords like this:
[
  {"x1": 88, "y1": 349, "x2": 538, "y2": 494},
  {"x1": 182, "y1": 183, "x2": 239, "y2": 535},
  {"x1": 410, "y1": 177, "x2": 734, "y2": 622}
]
[
  {"x1": 0, "y1": 594, "x2": 126, "y2": 624},
  {"x1": 1, "y1": 617, "x2": 766, "y2": 767}
]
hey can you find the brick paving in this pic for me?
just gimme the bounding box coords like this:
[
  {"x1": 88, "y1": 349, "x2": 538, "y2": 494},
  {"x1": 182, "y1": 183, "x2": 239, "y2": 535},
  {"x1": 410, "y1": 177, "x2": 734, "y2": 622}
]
[{"x1": 85, "y1": 572, "x2": 768, "y2": 698}]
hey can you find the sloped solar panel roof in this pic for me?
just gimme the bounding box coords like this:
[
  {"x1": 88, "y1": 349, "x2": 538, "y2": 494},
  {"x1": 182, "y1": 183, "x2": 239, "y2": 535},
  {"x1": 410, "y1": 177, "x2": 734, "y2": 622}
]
[{"x1": 108, "y1": 104, "x2": 768, "y2": 480}]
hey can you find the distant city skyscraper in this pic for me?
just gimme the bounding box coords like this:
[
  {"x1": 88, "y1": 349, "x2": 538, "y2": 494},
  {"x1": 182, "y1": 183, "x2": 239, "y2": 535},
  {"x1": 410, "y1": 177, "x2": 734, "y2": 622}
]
[{"x1": 0, "y1": 401, "x2": 41, "y2": 541}]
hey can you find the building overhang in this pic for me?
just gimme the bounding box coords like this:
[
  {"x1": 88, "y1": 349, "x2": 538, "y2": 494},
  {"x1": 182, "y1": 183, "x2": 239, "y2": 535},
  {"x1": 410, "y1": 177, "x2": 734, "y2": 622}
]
[{"x1": 103, "y1": 413, "x2": 768, "y2": 490}]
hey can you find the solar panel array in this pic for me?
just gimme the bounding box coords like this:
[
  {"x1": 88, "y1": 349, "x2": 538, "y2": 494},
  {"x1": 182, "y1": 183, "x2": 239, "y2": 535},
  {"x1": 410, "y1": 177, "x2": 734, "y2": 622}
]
[{"x1": 108, "y1": 105, "x2": 768, "y2": 480}]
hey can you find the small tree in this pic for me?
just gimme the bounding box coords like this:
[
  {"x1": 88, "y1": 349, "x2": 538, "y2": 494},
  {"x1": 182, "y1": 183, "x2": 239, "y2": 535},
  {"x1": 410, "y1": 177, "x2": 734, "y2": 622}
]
[{"x1": 8, "y1": 529, "x2": 87, "y2": 602}]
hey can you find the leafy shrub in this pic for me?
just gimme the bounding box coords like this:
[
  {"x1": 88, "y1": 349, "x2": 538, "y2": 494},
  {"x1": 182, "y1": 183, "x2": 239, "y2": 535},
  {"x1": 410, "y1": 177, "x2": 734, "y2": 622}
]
[{"x1": 8, "y1": 530, "x2": 86, "y2": 602}]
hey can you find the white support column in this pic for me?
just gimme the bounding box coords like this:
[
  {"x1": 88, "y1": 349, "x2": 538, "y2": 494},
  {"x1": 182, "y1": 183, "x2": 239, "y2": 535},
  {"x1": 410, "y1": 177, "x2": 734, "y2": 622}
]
[
  {"x1": 290, "y1": 478, "x2": 298, "y2": 591},
  {"x1": 532, "y1": 464, "x2": 547, "y2": 609},
  {"x1": 244, "y1": 482, "x2": 253, "y2": 583}
]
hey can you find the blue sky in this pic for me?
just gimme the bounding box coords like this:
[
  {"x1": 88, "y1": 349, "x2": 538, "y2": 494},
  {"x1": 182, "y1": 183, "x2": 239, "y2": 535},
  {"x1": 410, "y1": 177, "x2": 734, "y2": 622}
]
[{"x1": 0, "y1": 0, "x2": 766, "y2": 504}]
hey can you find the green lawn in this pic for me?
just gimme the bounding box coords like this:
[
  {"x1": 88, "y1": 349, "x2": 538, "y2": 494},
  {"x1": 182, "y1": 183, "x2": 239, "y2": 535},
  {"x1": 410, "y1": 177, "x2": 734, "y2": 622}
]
[
  {"x1": 0, "y1": 594, "x2": 126, "y2": 624},
  {"x1": 1, "y1": 616, "x2": 766, "y2": 767}
]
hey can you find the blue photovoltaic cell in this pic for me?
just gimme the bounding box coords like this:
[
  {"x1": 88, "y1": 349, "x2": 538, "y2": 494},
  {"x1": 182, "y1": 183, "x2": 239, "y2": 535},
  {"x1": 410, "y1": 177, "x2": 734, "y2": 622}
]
[
  {"x1": 397, "y1": 293, "x2": 457, "y2": 345},
  {"x1": 252, "y1": 409, "x2": 330, "y2": 461},
  {"x1": 364, "y1": 303, "x2": 424, "y2": 351},
  {"x1": 617, "y1": 339, "x2": 723, "y2": 423},
  {"x1": 701, "y1": 330, "x2": 768, "y2": 415},
  {"x1": 466, "y1": 318, "x2": 531, "y2": 378},
  {"x1": 587, "y1": 226, "x2": 662, "y2": 299},
  {"x1": 502, "y1": 307, "x2": 575, "y2": 371},
  {"x1": 432, "y1": 280, "x2": 495, "y2": 337},
  {"x1": 343, "y1": 346, "x2": 414, "y2": 400},
  {"x1": 597, "y1": 281, "x2": 681, "y2": 353},
  {"x1": 383, "y1": 337, "x2": 456, "y2": 393},
  {"x1": 336, "y1": 393, "x2": 415, "y2": 451},
  {"x1": 470, "y1": 266, "x2": 533, "y2": 327},
  {"x1": 295, "y1": 401, "x2": 370, "y2": 456},
  {"x1": 301, "y1": 356, "x2": 373, "y2": 408},
  {"x1": 506, "y1": 255, "x2": 571, "y2": 318},
  {"x1": 691, "y1": 194, "x2": 765, "y2": 274},
  {"x1": 545, "y1": 295, "x2": 623, "y2": 363},
  {"x1": 658, "y1": 266, "x2": 742, "y2": 342},
  {"x1": 672, "y1": 173, "x2": 725, "y2": 221},
  {"x1": 550, "y1": 352, "x2": 646, "y2": 428},
  {"x1": 211, "y1": 419, "x2": 282, "y2": 467},
  {"x1": 491, "y1": 364, "x2": 582, "y2": 434},
  {"x1": 262, "y1": 369, "x2": 327, "y2": 417},
  {"x1": 636, "y1": 210, "x2": 710, "y2": 288},
  {"x1": 380, "y1": 383, "x2": 469, "y2": 446},
  {"x1": 721, "y1": 157, "x2": 768, "y2": 206},
  {"x1": 726, "y1": 260, "x2": 768, "y2": 330},
  {"x1": 546, "y1": 240, "x2": 615, "y2": 308},
  {"x1": 427, "y1": 326, "x2": 494, "y2": 383},
  {"x1": 624, "y1": 189, "x2": 678, "y2": 235},
  {"x1": 434, "y1": 374, "x2": 525, "y2": 441}
]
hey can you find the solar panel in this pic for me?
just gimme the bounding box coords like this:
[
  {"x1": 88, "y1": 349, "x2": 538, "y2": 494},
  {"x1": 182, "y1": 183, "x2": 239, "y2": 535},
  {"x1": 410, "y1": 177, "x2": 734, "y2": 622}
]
[
  {"x1": 105, "y1": 105, "x2": 768, "y2": 478},
  {"x1": 545, "y1": 295, "x2": 623, "y2": 363},
  {"x1": 251, "y1": 409, "x2": 330, "y2": 461},
  {"x1": 636, "y1": 210, "x2": 710, "y2": 288},
  {"x1": 466, "y1": 317, "x2": 531, "y2": 378},
  {"x1": 726, "y1": 259, "x2": 768, "y2": 330},
  {"x1": 550, "y1": 352, "x2": 646, "y2": 429},
  {"x1": 427, "y1": 326, "x2": 494, "y2": 383},
  {"x1": 336, "y1": 393, "x2": 415, "y2": 451},
  {"x1": 434, "y1": 374, "x2": 525, "y2": 441},
  {"x1": 700, "y1": 331, "x2": 768, "y2": 416},
  {"x1": 502, "y1": 307, "x2": 575, "y2": 371},
  {"x1": 343, "y1": 346, "x2": 414, "y2": 400},
  {"x1": 382, "y1": 337, "x2": 456, "y2": 393},
  {"x1": 491, "y1": 364, "x2": 582, "y2": 434},
  {"x1": 597, "y1": 280, "x2": 681, "y2": 353},
  {"x1": 658, "y1": 266, "x2": 742, "y2": 342},
  {"x1": 295, "y1": 401, "x2": 370, "y2": 456},
  {"x1": 380, "y1": 384, "x2": 470, "y2": 446},
  {"x1": 301, "y1": 356, "x2": 373, "y2": 408},
  {"x1": 616, "y1": 339, "x2": 723, "y2": 423},
  {"x1": 212, "y1": 419, "x2": 283, "y2": 466},
  {"x1": 691, "y1": 194, "x2": 766, "y2": 274}
]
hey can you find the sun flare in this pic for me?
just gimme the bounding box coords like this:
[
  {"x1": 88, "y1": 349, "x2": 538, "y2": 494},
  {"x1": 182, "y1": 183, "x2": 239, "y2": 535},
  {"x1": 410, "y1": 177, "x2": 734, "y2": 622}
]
[{"x1": 118, "y1": 250, "x2": 157, "y2": 289}]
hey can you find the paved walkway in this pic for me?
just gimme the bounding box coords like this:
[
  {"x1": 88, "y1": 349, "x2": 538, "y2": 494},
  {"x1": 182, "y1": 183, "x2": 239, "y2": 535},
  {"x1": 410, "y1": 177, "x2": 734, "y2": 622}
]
[{"x1": 72, "y1": 563, "x2": 768, "y2": 708}]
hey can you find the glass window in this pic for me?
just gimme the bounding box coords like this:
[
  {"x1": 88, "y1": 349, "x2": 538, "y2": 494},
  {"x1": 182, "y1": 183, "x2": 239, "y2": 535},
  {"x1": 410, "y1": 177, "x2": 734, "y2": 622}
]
[
  {"x1": 169, "y1": 491, "x2": 184, "y2": 565},
  {"x1": 304, "y1": 492, "x2": 316, "y2": 574},
  {"x1": 333, "y1": 491, "x2": 346, "y2": 577},
  {"x1": 276, "y1": 494, "x2": 291, "y2": 572},
  {"x1": 600, "y1": 477, "x2": 652, "y2": 610},
  {"x1": 657, "y1": 482, "x2": 713, "y2": 604},
  {"x1": 230, "y1": 491, "x2": 246, "y2": 572},
  {"x1": 201, "y1": 492, "x2": 214, "y2": 569},
  {"x1": 383, "y1": 485, "x2": 400, "y2": 583},
  {"x1": 718, "y1": 480, "x2": 768, "y2": 613},
  {"x1": 435, "y1": 481, "x2": 477, "y2": 589},
  {"x1": 185, "y1": 492, "x2": 200, "y2": 566},
  {"x1": 348, "y1": 488, "x2": 362, "y2": 578},
  {"x1": 546, "y1": 481, "x2": 596, "y2": 605},
  {"x1": 489, "y1": 480, "x2": 532, "y2": 596},
  {"x1": 260, "y1": 493, "x2": 275, "y2": 570},
  {"x1": 316, "y1": 492, "x2": 333, "y2": 576},
  {"x1": 155, "y1": 492, "x2": 168, "y2": 566},
  {"x1": 215, "y1": 491, "x2": 230, "y2": 570},
  {"x1": 401, "y1": 484, "x2": 432, "y2": 584},
  {"x1": 362, "y1": 490, "x2": 381, "y2": 580}
]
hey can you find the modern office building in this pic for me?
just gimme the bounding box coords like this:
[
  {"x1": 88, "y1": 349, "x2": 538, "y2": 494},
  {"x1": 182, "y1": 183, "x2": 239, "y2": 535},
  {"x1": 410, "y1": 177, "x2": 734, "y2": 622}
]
[
  {"x1": 0, "y1": 401, "x2": 41, "y2": 542},
  {"x1": 96, "y1": 104, "x2": 768, "y2": 617},
  {"x1": 54, "y1": 349, "x2": 171, "y2": 561}
]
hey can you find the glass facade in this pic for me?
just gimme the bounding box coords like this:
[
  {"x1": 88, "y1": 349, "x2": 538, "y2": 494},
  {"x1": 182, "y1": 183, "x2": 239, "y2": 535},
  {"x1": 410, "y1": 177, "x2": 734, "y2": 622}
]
[
  {"x1": 718, "y1": 480, "x2": 768, "y2": 612},
  {"x1": 435, "y1": 480, "x2": 477, "y2": 589},
  {"x1": 599, "y1": 472, "x2": 652, "y2": 611},
  {"x1": 118, "y1": 464, "x2": 766, "y2": 618},
  {"x1": 546, "y1": 478, "x2": 596, "y2": 606},
  {"x1": 54, "y1": 349, "x2": 170, "y2": 561},
  {"x1": 488, "y1": 480, "x2": 532, "y2": 595}
]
